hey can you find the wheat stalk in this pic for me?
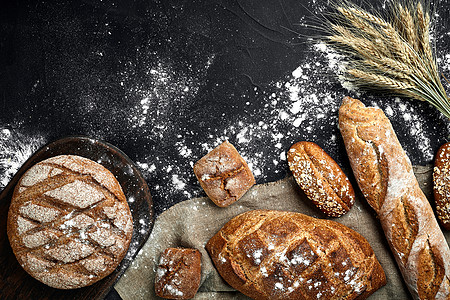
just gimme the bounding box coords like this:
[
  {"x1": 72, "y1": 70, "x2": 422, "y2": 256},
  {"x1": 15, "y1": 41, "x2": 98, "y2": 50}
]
[{"x1": 321, "y1": 1, "x2": 450, "y2": 119}]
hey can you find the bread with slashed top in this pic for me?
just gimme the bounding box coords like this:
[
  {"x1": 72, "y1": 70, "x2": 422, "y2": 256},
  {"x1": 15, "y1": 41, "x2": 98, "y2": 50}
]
[
  {"x1": 7, "y1": 155, "x2": 133, "y2": 289},
  {"x1": 339, "y1": 97, "x2": 450, "y2": 299},
  {"x1": 206, "y1": 209, "x2": 386, "y2": 299}
]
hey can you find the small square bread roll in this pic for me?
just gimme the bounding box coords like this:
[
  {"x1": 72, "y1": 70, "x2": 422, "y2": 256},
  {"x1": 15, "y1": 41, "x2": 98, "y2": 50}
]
[
  {"x1": 193, "y1": 141, "x2": 255, "y2": 207},
  {"x1": 155, "y1": 248, "x2": 202, "y2": 299}
]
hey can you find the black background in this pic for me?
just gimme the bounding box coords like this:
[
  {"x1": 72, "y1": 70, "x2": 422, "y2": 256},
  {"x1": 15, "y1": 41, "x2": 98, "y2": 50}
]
[{"x1": 1, "y1": 0, "x2": 450, "y2": 299}]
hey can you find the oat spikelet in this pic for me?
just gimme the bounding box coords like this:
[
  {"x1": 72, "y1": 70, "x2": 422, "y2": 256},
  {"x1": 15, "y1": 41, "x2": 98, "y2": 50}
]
[{"x1": 321, "y1": 1, "x2": 450, "y2": 119}]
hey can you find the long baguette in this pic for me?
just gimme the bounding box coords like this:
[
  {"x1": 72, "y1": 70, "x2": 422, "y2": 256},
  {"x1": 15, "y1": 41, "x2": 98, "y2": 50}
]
[{"x1": 338, "y1": 96, "x2": 450, "y2": 299}]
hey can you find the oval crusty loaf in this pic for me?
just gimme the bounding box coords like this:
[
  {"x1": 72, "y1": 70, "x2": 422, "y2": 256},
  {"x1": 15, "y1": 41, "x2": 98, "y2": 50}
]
[
  {"x1": 7, "y1": 155, "x2": 133, "y2": 289},
  {"x1": 433, "y1": 142, "x2": 450, "y2": 230},
  {"x1": 287, "y1": 141, "x2": 355, "y2": 217},
  {"x1": 339, "y1": 97, "x2": 450, "y2": 299},
  {"x1": 206, "y1": 209, "x2": 386, "y2": 300}
]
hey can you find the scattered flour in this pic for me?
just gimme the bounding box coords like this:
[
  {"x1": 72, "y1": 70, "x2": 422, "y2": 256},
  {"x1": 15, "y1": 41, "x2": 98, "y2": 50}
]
[
  {"x1": 2, "y1": 4, "x2": 449, "y2": 218},
  {"x1": 129, "y1": 40, "x2": 449, "y2": 215},
  {"x1": 1, "y1": 41, "x2": 447, "y2": 216},
  {"x1": 439, "y1": 53, "x2": 450, "y2": 72},
  {"x1": 0, "y1": 126, "x2": 47, "y2": 189},
  {"x1": 125, "y1": 58, "x2": 206, "y2": 131}
]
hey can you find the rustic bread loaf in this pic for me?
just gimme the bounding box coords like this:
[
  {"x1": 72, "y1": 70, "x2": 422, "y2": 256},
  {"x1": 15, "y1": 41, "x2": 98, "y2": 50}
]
[
  {"x1": 7, "y1": 155, "x2": 133, "y2": 289},
  {"x1": 287, "y1": 141, "x2": 355, "y2": 217},
  {"x1": 339, "y1": 97, "x2": 450, "y2": 299},
  {"x1": 193, "y1": 141, "x2": 255, "y2": 207},
  {"x1": 206, "y1": 209, "x2": 386, "y2": 300},
  {"x1": 434, "y1": 142, "x2": 450, "y2": 230},
  {"x1": 155, "y1": 248, "x2": 202, "y2": 299}
]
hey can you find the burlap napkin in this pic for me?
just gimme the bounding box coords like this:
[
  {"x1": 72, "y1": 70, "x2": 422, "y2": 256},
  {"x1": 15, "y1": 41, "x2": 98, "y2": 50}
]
[{"x1": 115, "y1": 165, "x2": 449, "y2": 299}]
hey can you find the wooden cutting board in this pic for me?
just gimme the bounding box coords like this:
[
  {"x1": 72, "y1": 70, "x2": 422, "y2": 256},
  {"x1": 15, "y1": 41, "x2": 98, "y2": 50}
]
[{"x1": 0, "y1": 136, "x2": 154, "y2": 300}]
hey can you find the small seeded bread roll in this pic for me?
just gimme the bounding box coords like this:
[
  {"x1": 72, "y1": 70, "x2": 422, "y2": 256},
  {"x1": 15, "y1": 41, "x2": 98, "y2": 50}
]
[
  {"x1": 193, "y1": 141, "x2": 255, "y2": 207},
  {"x1": 287, "y1": 141, "x2": 355, "y2": 217},
  {"x1": 434, "y1": 142, "x2": 450, "y2": 230},
  {"x1": 155, "y1": 248, "x2": 202, "y2": 299},
  {"x1": 206, "y1": 210, "x2": 386, "y2": 300},
  {"x1": 7, "y1": 155, "x2": 133, "y2": 289}
]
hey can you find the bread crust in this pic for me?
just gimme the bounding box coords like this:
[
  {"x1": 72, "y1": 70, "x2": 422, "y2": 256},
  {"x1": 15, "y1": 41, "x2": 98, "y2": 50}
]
[
  {"x1": 206, "y1": 209, "x2": 386, "y2": 300},
  {"x1": 287, "y1": 141, "x2": 355, "y2": 217},
  {"x1": 154, "y1": 248, "x2": 202, "y2": 299},
  {"x1": 193, "y1": 141, "x2": 255, "y2": 207},
  {"x1": 433, "y1": 142, "x2": 450, "y2": 230},
  {"x1": 7, "y1": 155, "x2": 133, "y2": 289},
  {"x1": 339, "y1": 97, "x2": 450, "y2": 299}
]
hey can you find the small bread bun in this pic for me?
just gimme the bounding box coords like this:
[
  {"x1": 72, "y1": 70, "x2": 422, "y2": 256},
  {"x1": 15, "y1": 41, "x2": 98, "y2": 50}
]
[
  {"x1": 193, "y1": 141, "x2": 255, "y2": 207},
  {"x1": 155, "y1": 248, "x2": 202, "y2": 299}
]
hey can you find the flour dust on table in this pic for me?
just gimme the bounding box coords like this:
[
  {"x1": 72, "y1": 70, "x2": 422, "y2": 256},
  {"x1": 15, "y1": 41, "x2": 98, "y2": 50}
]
[
  {"x1": 0, "y1": 125, "x2": 47, "y2": 189},
  {"x1": 1, "y1": 0, "x2": 449, "y2": 218},
  {"x1": 125, "y1": 55, "x2": 215, "y2": 131},
  {"x1": 131, "y1": 41, "x2": 450, "y2": 216}
]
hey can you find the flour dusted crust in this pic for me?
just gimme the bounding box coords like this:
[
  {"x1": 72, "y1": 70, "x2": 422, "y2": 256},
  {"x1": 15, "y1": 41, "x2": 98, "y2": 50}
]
[
  {"x1": 339, "y1": 97, "x2": 450, "y2": 299},
  {"x1": 206, "y1": 210, "x2": 386, "y2": 300},
  {"x1": 7, "y1": 155, "x2": 133, "y2": 289},
  {"x1": 155, "y1": 248, "x2": 202, "y2": 299},
  {"x1": 193, "y1": 141, "x2": 255, "y2": 207}
]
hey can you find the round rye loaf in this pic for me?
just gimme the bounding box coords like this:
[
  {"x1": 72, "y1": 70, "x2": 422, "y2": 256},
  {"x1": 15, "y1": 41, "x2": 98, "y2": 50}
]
[{"x1": 7, "y1": 155, "x2": 133, "y2": 289}]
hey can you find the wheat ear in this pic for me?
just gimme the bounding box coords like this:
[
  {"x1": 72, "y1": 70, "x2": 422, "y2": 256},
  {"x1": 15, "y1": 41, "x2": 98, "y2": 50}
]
[{"x1": 320, "y1": 1, "x2": 450, "y2": 119}]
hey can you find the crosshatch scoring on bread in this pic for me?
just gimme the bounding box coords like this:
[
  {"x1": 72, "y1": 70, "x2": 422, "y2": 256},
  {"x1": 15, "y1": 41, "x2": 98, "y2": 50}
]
[
  {"x1": 193, "y1": 140, "x2": 255, "y2": 207},
  {"x1": 206, "y1": 209, "x2": 386, "y2": 300},
  {"x1": 7, "y1": 155, "x2": 133, "y2": 289},
  {"x1": 287, "y1": 141, "x2": 355, "y2": 217}
]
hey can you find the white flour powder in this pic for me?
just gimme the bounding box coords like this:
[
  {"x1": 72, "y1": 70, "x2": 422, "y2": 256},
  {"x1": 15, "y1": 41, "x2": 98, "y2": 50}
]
[
  {"x1": 1, "y1": 4, "x2": 449, "y2": 214},
  {"x1": 130, "y1": 40, "x2": 450, "y2": 212},
  {"x1": 125, "y1": 57, "x2": 210, "y2": 131},
  {"x1": 0, "y1": 126, "x2": 47, "y2": 189}
]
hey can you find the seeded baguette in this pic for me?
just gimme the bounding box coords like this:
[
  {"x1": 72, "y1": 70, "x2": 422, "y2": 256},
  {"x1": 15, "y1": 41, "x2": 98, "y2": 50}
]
[
  {"x1": 434, "y1": 142, "x2": 450, "y2": 230},
  {"x1": 339, "y1": 97, "x2": 450, "y2": 299},
  {"x1": 206, "y1": 209, "x2": 386, "y2": 300},
  {"x1": 287, "y1": 141, "x2": 355, "y2": 217}
]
